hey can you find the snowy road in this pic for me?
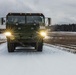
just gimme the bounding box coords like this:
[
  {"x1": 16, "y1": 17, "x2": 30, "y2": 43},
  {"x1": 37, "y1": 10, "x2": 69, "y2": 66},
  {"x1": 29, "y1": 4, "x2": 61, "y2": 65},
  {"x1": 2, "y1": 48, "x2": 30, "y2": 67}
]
[{"x1": 0, "y1": 43, "x2": 76, "y2": 75}]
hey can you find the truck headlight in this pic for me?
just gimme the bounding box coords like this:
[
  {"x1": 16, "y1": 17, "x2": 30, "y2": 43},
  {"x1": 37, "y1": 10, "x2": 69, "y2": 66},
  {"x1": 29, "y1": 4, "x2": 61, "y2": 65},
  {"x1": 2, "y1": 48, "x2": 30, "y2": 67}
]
[
  {"x1": 4, "y1": 32, "x2": 12, "y2": 36},
  {"x1": 40, "y1": 31, "x2": 46, "y2": 37}
]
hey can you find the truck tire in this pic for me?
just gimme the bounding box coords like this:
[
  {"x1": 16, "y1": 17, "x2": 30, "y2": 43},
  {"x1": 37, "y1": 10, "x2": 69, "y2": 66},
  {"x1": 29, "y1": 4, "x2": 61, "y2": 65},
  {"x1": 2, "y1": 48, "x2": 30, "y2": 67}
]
[
  {"x1": 7, "y1": 42, "x2": 15, "y2": 52},
  {"x1": 37, "y1": 42, "x2": 43, "y2": 52}
]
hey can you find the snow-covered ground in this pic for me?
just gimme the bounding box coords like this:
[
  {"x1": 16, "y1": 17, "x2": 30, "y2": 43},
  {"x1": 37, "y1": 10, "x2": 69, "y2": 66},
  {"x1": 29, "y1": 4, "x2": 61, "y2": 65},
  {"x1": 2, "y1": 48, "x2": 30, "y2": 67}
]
[
  {"x1": 0, "y1": 25, "x2": 6, "y2": 29},
  {"x1": 0, "y1": 43, "x2": 76, "y2": 75},
  {"x1": 0, "y1": 34, "x2": 6, "y2": 39},
  {"x1": 48, "y1": 31, "x2": 76, "y2": 37}
]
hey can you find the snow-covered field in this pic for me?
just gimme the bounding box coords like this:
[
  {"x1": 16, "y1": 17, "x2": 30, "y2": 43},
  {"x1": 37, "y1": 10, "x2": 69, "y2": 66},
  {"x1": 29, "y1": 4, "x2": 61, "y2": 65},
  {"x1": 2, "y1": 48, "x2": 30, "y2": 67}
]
[
  {"x1": 0, "y1": 43, "x2": 76, "y2": 75},
  {"x1": 0, "y1": 25, "x2": 6, "y2": 29},
  {"x1": 0, "y1": 34, "x2": 6, "y2": 39},
  {"x1": 48, "y1": 31, "x2": 76, "y2": 37}
]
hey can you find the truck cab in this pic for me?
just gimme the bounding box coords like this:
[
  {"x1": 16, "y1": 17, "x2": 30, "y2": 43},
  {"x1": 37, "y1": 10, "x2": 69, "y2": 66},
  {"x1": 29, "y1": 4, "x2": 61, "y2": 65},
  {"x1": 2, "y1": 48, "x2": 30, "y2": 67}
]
[{"x1": 0, "y1": 13, "x2": 51, "y2": 52}]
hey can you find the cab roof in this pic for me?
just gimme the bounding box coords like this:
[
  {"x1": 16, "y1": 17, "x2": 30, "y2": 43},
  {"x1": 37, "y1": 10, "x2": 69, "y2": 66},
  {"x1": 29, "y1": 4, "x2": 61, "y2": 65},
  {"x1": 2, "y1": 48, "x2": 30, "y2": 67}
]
[{"x1": 7, "y1": 13, "x2": 44, "y2": 16}]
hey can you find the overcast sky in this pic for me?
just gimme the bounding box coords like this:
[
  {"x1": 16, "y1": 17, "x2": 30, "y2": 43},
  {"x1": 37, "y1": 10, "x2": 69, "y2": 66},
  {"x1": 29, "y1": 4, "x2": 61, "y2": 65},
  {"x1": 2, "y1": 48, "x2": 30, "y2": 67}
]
[{"x1": 0, "y1": 0, "x2": 76, "y2": 24}]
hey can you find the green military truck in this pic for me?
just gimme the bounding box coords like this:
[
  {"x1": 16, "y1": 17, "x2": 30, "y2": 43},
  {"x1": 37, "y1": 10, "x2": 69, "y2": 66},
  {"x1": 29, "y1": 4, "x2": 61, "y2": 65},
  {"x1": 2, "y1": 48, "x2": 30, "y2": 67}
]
[{"x1": 0, "y1": 13, "x2": 50, "y2": 52}]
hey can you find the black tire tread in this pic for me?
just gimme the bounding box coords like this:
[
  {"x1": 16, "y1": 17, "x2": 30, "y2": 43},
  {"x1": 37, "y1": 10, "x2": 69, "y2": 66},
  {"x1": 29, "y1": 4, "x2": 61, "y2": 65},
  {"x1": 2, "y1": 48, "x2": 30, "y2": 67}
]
[{"x1": 7, "y1": 42, "x2": 15, "y2": 52}]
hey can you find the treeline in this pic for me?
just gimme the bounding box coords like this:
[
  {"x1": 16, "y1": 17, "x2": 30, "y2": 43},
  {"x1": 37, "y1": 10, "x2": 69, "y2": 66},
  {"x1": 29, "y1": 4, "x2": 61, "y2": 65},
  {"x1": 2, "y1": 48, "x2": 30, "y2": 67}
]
[{"x1": 50, "y1": 24, "x2": 76, "y2": 31}]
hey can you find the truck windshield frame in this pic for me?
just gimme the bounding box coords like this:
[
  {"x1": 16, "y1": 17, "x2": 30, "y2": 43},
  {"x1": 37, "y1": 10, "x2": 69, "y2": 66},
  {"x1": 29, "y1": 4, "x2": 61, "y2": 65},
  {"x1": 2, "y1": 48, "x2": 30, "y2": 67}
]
[{"x1": 7, "y1": 15, "x2": 45, "y2": 24}]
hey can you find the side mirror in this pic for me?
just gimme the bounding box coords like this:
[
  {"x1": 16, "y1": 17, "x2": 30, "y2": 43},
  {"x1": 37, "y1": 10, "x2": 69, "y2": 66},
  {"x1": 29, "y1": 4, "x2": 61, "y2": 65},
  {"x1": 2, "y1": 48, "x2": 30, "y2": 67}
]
[
  {"x1": 0, "y1": 18, "x2": 5, "y2": 25},
  {"x1": 48, "y1": 18, "x2": 51, "y2": 26}
]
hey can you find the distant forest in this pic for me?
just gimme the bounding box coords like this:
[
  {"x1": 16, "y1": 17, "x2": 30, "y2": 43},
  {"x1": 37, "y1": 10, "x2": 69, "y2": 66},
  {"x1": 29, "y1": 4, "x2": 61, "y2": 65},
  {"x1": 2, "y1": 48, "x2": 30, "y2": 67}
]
[{"x1": 50, "y1": 24, "x2": 76, "y2": 31}]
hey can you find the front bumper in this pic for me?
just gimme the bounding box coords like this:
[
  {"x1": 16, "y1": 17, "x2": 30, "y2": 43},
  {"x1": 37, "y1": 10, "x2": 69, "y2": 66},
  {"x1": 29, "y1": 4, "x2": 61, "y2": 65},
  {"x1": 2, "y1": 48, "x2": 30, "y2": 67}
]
[{"x1": 7, "y1": 37, "x2": 43, "y2": 43}]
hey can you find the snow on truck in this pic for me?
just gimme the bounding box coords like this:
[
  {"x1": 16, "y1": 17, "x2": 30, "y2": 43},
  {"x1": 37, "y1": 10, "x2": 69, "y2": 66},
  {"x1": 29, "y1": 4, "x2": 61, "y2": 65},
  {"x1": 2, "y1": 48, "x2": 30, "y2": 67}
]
[{"x1": 0, "y1": 13, "x2": 51, "y2": 52}]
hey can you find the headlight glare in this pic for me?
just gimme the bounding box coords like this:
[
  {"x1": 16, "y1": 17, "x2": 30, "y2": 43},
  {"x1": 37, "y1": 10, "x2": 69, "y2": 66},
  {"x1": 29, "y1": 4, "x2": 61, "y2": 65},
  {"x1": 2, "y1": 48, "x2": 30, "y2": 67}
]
[
  {"x1": 40, "y1": 31, "x2": 46, "y2": 37},
  {"x1": 4, "y1": 32, "x2": 12, "y2": 36}
]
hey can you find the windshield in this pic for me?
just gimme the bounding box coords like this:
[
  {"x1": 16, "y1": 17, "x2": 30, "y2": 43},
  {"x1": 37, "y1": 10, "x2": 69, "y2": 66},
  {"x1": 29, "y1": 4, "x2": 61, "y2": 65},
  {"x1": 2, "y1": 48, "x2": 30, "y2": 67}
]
[
  {"x1": 7, "y1": 15, "x2": 44, "y2": 24},
  {"x1": 7, "y1": 16, "x2": 25, "y2": 24},
  {"x1": 26, "y1": 16, "x2": 44, "y2": 24}
]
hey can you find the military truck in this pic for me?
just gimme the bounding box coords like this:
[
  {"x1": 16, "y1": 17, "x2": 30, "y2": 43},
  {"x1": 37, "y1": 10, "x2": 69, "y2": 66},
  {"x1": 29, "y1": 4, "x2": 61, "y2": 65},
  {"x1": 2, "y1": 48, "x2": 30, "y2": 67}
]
[{"x1": 0, "y1": 13, "x2": 51, "y2": 52}]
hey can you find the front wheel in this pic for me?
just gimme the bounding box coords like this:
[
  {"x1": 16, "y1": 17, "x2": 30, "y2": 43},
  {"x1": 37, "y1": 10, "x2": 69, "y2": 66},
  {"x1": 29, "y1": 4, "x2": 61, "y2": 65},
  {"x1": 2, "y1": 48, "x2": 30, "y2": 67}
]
[
  {"x1": 37, "y1": 42, "x2": 43, "y2": 52},
  {"x1": 7, "y1": 42, "x2": 15, "y2": 52}
]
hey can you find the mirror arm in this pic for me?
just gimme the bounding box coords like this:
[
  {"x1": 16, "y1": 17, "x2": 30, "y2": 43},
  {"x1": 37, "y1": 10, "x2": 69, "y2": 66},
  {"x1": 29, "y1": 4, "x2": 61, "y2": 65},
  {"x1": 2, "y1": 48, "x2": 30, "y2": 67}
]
[{"x1": 0, "y1": 17, "x2": 6, "y2": 25}]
